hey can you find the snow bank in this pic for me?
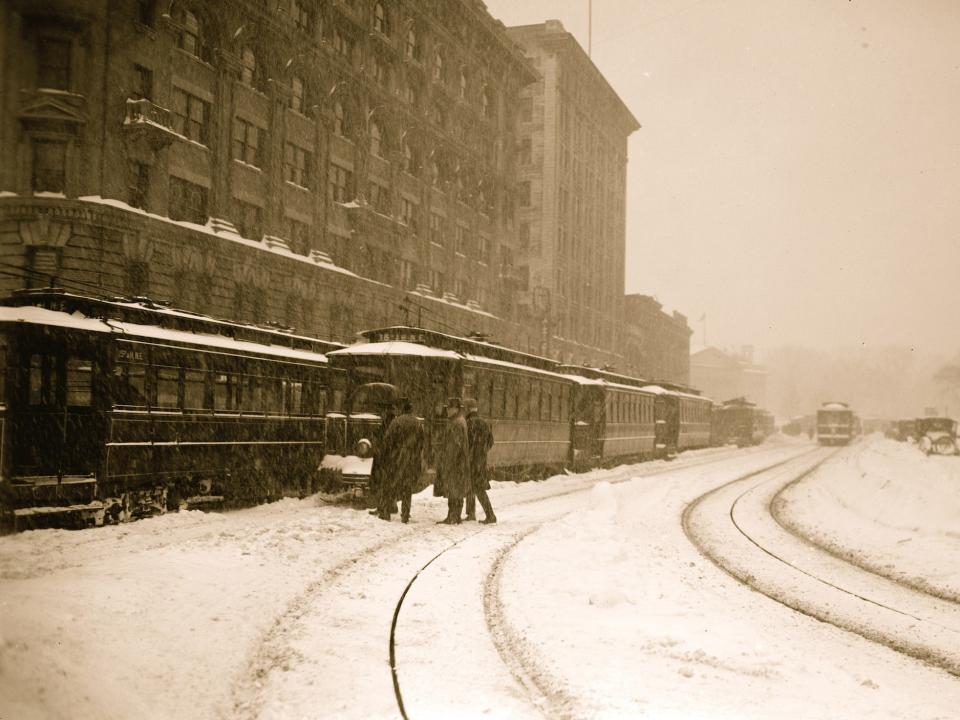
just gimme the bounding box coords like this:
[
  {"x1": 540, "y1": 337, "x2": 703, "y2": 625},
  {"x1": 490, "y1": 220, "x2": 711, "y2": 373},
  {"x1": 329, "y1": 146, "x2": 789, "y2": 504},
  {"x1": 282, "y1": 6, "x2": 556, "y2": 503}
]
[
  {"x1": 776, "y1": 437, "x2": 960, "y2": 600},
  {"x1": 499, "y1": 451, "x2": 960, "y2": 718}
]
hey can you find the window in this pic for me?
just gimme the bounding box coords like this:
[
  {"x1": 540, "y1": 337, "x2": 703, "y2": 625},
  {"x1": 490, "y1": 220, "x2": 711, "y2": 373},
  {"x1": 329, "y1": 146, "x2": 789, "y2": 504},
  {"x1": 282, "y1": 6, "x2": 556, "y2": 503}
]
[
  {"x1": 369, "y1": 121, "x2": 382, "y2": 157},
  {"x1": 333, "y1": 28, "x2": 353, "y2": 60},
  {"x1": 398, "y1": 259, "x2": 415, "y2": 289},
  {"x1": 234, "y1": 200, "x2": 263, "y2": 239},
  {"x1": 32, "y1": 140, "x2": 66, "y2": 193},
  {"x1": 333, "y1": 101, "x2": 347, "y2": 136},
  {"x1": 292, "y1": 0, "x2": 313, "y2": 33},
  {"x1": 432, "y1": 51, "x2": 443, "y2": 83},
  {"x1": 518, "y1": 223, "x2": 530, "y2": 250},
  {"x1": 481, "y1": 87, "x2": 490, "y2": 117},
  {"x1": 290, "y1": 76, "x2": 305, "y2": 112},
  {"x1": 519, "y1": 137, "x2": 531, "y2": 165},
  {"x1": 171, "y1": 87, "x2": 209, "y2": 144},
  {"x1": 128, "y1": 162, "x2": 149, "y2": 209},
  {"x1": 328, "y1": 162, "x2": 352, "y2": 202},
  {"x1": 26, "y1": 247, "x2": 57, "y2": 288},
  {"x1": 478, "y1": 233, "x2": 489, "y2": 263},
  {"x1": 137, "y1": 0, "x2": 156, "y2": 26},
  {"x1": 169, "y1": 176, "x2": 208, "y2": 224},
  {"x1": 184, "y1": 369, "x2": 206, "y2": 410},
  {"x1": 233, "y1": 118, "x2": 263, "y2": 167},
  {"x1": 429, "y1": 212, "x2": 443, "y2": 245},
  {"x1": 286, "y1": 217, "x2": 310, "y2": 254},
  {"x1": 132, "y1": 64, "x2": 153, "y2": 100},
  {"x1": 66, "y1": 358, "x2": 92, "y2": 407},
  {"x1": 214, "y1": 372, "x2": 239, "y2": 411},
  {"x1": 400, "y1": 197, "x2": 417, "y2": 229},
  {"x1": 369, "y1": 180, "x2": 390, "y2": 215},
  {"x1": 284, "y1": 142, "x2": 311, "y2": 187},
  {"x1": 155, "y1": 367, "x2": 180, "y2": 409},
  {"x1": 428, "y1": 268, "x2": 444, "y2": 296},
  {"x1": 37, "y1": 37, "x2": 71, "y2": 90},
  {"x1": 373, "y1": 2, "x2": 387, "y2": 34},
  {"x1": 456, "y1": 225, "x2": 470, "y2": 255},
  {"x1": 459, "y1": 69, "x2": 467, "y2": 99},
  {"x1": 29, "y1": 354, "x2": 58, "y2": 406},
  {"x1": 240, "y1": 47, "x2": 257, "y2": 87},
  {"x1": 405, "y1": 26, "x2": 420, "y2": 61},
  {"x1": 126, "y1": 260, "x2": 149, "y2": 296},
  {"x1": 174, "y1": 7, "x2": 203, "y2": 58},
  {"x1": 116, "y1": 359, "x2": 147, "y2": 407}
]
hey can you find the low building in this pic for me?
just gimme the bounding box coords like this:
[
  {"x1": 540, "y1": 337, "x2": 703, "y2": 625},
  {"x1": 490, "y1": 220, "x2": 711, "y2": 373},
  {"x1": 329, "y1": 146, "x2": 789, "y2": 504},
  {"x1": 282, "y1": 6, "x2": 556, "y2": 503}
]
[
  {"x1": 623, "y1": 294, "x2": 691, "y2": 385},
  {"x1": 690, "y1": 345, "x2": 767, "y2": 405}
]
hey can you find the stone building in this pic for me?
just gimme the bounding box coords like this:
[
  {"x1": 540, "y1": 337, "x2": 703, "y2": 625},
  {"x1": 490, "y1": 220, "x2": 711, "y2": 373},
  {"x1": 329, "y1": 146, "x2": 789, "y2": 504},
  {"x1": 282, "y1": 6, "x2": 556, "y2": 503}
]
[
  {"x1": 505, "y1": 21, "x2": 640, "y2": 360},
  {"x1": 0, "y1": 0, "x2": 633, "y2": 364},
  {"x1": 689, "y1": 346, "x2": 768, "y2": 406},
  {"x1": 622, "y1": 294, "x2": 691, "y2": 385}
]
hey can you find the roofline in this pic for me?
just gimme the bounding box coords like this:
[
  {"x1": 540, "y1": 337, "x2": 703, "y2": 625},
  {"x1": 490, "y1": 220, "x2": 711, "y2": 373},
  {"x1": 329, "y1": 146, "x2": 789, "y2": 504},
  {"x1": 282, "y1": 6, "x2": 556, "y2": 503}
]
[{"x1": 506, "y1": 21, "x2": 640, "y2": 133}]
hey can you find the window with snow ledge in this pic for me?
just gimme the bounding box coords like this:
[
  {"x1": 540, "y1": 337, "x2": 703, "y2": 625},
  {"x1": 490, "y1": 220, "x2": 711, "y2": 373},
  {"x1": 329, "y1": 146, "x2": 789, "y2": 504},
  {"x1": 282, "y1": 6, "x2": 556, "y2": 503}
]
[{"x1": 31, "y1": 140, "x2": 66, "y2": 194}]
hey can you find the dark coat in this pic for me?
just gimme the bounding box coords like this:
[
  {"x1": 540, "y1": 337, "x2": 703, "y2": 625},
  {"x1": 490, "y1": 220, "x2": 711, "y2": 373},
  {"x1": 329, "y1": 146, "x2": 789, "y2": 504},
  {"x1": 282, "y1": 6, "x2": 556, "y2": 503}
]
[
  {"x1": 435, "y1": 413, "x2": 471, "y2": 499},
  {"x1": 381, "y1": 412, "x2": 426, "y2": 495},
  {"x1": 466, "y1": 412, "x2": 494, "y2": 491},
  {"x1": 368, "y1": 411, "x2": 396, "y2": 496}
]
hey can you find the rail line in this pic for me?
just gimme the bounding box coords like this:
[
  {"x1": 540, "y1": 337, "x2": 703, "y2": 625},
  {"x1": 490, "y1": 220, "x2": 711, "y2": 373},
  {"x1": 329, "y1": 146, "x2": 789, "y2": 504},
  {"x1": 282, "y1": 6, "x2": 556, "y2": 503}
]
[
  {"x1": 389, "y1": 444, "x2": 814, "y2": 719},
  {"x1": 683, "y1": 446, "x2": 960, "y2": 677}
]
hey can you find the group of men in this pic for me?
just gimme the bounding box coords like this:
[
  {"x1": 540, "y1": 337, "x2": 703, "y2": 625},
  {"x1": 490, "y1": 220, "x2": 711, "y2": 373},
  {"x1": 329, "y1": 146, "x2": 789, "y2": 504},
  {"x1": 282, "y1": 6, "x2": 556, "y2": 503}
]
[{"x1": 369, "y1": 396, "x2": 497, "y2": 525}]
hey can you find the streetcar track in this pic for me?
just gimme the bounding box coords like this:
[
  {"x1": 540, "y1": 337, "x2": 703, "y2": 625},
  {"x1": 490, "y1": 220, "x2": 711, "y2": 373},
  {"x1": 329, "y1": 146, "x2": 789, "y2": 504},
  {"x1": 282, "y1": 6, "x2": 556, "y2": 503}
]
[
  {"x1": 769, "y1": 471, "x2": 960, "y2": 607},
  {"x1": 682, "y1": 447, "x2": 960, "y2": 678}
]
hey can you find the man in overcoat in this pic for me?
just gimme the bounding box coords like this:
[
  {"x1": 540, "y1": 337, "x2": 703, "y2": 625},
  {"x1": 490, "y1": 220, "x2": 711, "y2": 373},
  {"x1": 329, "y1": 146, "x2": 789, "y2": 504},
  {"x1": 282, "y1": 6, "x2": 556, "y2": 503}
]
[
  {"x1": 436, "y1": 397, "x2": 471, "y2": 524},
  {"x1": 378, "y1": 398, "x2": 425, "y2": 523},
  {"x1": 463, "y1": 398, "x2": 497, "y2": 523}
]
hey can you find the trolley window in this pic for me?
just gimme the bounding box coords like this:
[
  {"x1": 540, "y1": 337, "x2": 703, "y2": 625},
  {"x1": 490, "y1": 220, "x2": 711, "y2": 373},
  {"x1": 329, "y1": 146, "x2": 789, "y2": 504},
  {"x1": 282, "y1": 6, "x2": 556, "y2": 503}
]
[
  {"x1": 28, "y1": 353, "x2": 58, "y2": 406},
  {"x1": 66, "y1": 357, "x2": 93, "y2": 407},
  {"x1": 184, "y1": 369, "x2": 207, "y2": 410},
  {"x1": 214, "y1": 372, "x2": 240, "y2": 411},
  {"x1": 155, "y1": 367, "x2": 180, "y2": 409}
]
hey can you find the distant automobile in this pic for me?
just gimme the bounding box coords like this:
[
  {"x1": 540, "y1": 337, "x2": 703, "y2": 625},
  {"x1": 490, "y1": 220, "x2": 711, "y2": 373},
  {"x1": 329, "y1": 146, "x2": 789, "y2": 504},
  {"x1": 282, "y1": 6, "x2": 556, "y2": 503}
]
[{"x1": 915, "y1": 417, "x2": 957, "y2": 455}]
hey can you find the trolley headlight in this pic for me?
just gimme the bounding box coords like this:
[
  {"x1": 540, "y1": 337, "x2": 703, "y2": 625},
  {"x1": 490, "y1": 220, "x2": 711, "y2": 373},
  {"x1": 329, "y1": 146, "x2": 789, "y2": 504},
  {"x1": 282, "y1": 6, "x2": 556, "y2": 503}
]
[{"x1": 354, "y1": 438, "x2": 372, "y2": 459}]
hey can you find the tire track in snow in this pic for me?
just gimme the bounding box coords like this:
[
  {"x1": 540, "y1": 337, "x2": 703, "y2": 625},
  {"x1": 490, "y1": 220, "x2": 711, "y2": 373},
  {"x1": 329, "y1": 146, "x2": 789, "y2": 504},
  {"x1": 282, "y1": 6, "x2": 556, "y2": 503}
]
[{"x1": 683, "y1": 447, "x2": 960, "y2": 678}]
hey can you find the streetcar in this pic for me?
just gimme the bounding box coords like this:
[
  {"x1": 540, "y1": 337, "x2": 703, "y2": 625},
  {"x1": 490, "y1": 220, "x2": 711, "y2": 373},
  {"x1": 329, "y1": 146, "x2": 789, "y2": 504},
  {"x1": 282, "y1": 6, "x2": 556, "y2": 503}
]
[
  {"x1": 320, "y1": 326, "x2": 714, "y2": 490},
  {"x1": 0, "y1": 290, "x2": 342, "y2": 530},
  {"x1": 816, "y1": 402, "x2": 857, "y2": 446}
]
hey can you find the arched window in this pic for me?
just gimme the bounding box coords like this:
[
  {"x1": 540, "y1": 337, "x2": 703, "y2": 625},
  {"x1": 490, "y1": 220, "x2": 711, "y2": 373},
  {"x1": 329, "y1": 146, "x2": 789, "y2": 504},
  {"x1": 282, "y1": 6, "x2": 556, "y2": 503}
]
[
  {"x1": 481, "y1": 86, "x2": 491, "y2": 117},
  {"x1": 240, "y1": 47, "x2": 257, "y2": 86},
  {"x1": 334, "y1": 101, "x2": 349, "y2": 136},
  {"x1": 432, "y1": 50, "x2": 443, "y2": 83},
  {"x1": 373, "y1": 2, "x2": 386, "y2": 34},
  {"x1": 402, "y1": 141, "x2": 412, "y2": 173},
  {"x1": 369, "y1": 120, "x2": 382, "y2": 157},
  {"x1": 174, "y1": 6, "x2": 203, "y2": 58},
  {"x1": 459, "y1": 68, "x2": 467, "y2": 100}
]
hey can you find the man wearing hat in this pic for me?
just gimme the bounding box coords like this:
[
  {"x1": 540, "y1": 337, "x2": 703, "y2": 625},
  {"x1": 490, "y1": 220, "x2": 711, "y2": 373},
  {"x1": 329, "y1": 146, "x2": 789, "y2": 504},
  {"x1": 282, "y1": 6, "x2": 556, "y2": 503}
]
[
  {"x1": 463, "y1": 397, "x2": 496, "y2": 523},
  {"x1": 435, "y1": 397, "x2": 471, "y2": 524},
  {"x1": 377, "y1": 397, "x2": 425, "y2": 522}
]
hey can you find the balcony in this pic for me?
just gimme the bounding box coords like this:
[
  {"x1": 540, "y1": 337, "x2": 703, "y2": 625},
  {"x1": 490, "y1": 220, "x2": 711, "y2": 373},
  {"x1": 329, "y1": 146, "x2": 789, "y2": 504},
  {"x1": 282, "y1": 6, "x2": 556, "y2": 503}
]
[{"x1": 122, "y1": 98, "x2": 178, "y2": 150}]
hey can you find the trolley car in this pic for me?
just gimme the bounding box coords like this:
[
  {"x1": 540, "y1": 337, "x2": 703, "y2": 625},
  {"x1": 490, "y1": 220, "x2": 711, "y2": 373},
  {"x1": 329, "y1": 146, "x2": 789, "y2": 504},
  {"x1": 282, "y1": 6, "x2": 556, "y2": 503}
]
[
  {"x1": 816, "y1": 401, "x2": 857, "y2": 446},
  {"x1": 321, "y1": 326, "x2": 714, "y2": 489},
  {"x1": 0, "y1": 291, "x2": 341, "y2": 530}
]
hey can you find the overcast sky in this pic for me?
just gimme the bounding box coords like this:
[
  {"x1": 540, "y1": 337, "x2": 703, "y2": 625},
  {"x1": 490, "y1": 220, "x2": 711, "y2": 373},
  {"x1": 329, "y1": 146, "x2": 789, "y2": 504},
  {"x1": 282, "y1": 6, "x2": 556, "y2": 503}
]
[{"x1": 485, "y1": 0, "x2": 960, "y2": 357}]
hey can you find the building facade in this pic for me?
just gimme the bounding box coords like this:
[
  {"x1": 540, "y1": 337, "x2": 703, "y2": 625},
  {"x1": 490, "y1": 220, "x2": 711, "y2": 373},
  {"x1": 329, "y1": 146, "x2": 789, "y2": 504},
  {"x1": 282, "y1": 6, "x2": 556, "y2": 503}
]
[
  {"x1": 623, "y1": 294, "x2": 691, "y2": 385},
  {"x1": 0, "y1": 0, "x2": 584, "y2": 352},
  {"x1": 689, "y1": 346, "x2": 767, "y2": 406},
  {"x1": 506, "y1": 21, "x2": 640, "y2": 360}
]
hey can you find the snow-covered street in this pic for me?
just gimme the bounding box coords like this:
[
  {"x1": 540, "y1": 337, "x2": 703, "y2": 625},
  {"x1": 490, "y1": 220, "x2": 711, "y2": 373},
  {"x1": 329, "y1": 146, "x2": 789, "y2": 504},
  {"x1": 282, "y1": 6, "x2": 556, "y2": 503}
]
[{"x1": 2, "y1": 437, "x2": 959, "y2": 719}]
